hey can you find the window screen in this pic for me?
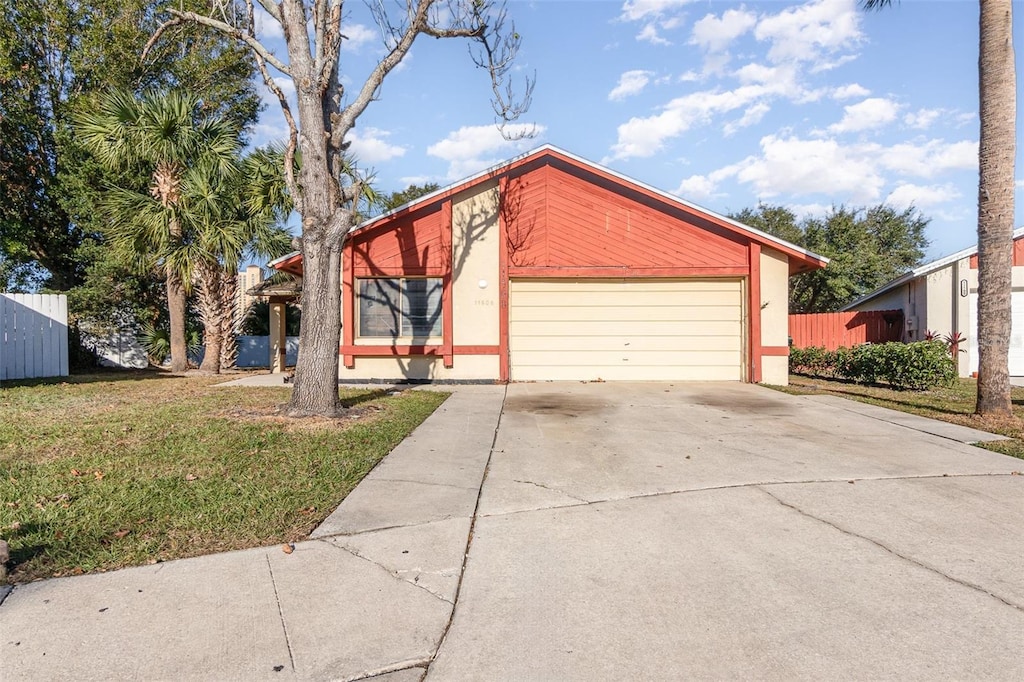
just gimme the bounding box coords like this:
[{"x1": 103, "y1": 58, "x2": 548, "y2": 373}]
[{"x1": 358, "y1": 278, "x2": 442, "y2": 338}]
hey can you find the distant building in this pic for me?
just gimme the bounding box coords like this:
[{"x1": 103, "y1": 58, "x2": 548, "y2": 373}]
[{"x1": 235, "y1": 265, "x2": 264, "y2": 329}]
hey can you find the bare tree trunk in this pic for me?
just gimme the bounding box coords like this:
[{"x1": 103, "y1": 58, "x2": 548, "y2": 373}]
[
  {"x1": 289, "y1": 236, "x2": 342, "y2": 416},
  {"x1": 196, "y1": 260, "x2": 223, "y2": 374},
  {"x1": 219, "y1": 271, "x2": 239, "y2": 370},
  {"x1": 166, "y1": 267, "x2": 189, "y2": 373},
  {"x1": 976, "y1": 0, "x2": 1016, "y2": 416}
]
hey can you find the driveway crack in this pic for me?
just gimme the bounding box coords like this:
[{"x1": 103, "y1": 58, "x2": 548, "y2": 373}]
[
  {"x1": 265, "y1": 554, "x2": 296, "y2": 672},
  {"x1": 338, "y1": 659, "x2": 428, "y2": 681},
  {"x1": 424, "y1": 384, "x2": 508, "y2": 675},
  {"x1": 371, "y1": 478, "x2": 477, "y2": 491},
  {"x1": 513, "y1": 479, "x2": 590, "y2": 503},
  {"x1": 320, "y1": 540, "x2": 454, "y2": 605},
  {"x1": 757, "y1": 486, "x2": 1024, "y2": 614}
]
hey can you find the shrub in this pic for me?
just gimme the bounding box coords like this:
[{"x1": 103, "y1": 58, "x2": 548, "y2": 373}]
[
  {"x1": 789, "y1": 346, "x2": 833, "y2": 377},
  {"x1": 790, "y1": 340, "x2": 956, "y2": 391}
]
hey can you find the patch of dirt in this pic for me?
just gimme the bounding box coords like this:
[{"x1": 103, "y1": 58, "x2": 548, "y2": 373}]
[{"x1": 219, "y1": 404, "x2": 383, "y2": 431}]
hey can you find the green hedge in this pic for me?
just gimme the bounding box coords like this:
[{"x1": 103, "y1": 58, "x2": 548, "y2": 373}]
[{"x1": 790, "y1": 340, "x2": 956, "y2": 391}]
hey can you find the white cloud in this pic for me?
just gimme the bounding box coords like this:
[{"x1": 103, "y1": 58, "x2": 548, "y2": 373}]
[
  {"x1": 399, "y1": 175, "x2": 436, "y2": 187},
  {"x1": 786, "y1": 202, "x2": 831, "y2": 219},
  {"x1": 347, "y1": 127, "x2": 406, "y2": 164},
  {"x1": 636, "y1": 23, "x2": 671, "y2": 46},
  {"x1": 832, "y1": 83, "x2": 870, "y2": 100},
  {"x1": 620, "y1": 0, "x2": 693, "y2": 22},
  {"x1": 674, "y1": 174, "x2": 718, "y2": 200},
  {"x1": 724, "y1": 103, "x2": 771, "y2": 136},
  {"x1": 690, "y1": 9, "x2": 758, "y2": 53},
  {"x1": 876, "y1": 139, "x2": 977, "y2": 177},
  {"x1": 695, "y1": 135, "x2": 978, "y2": 206},
  {"x1": 828, "y1": 97, "x2": 900, "y2": 133},
  {"x1": 607, "y1": 81, "x2": 792, "y2": 160},
  {"x1": 620, "y1": 0, "x2": 692, "y2": 45},
  {"x1": 342, "y1": 24, "x2": 378, "y2": 52},
  {"x1": 754, "y1": 0, "x2": 863, "y2": 65},
  {"x1": 427, "y1": 123, "x2": 545, "y2": 179},
  {"x1": 254, "y1": 7, "x2": 283, "y2": 39},
  {"x1": 885, "y1": 183, "x2": 960, "y2": 211},
  {"x1": 609, "y1": 70, "x2": 654, "y2": 101},
  {"x1": 726, "y1": 135, "x2": 886, "y2": 202},
  {"x1": 270, "y1": 77, "x2": 296, "y2": 98},
  {"x1": 904, "y1": 108, "x2": 943, "y2": 130}
]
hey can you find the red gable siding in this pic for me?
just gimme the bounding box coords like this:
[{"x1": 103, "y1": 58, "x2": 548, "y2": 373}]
[
  {"x1": 969, "y1": 235, "x2": 1024, "y2": 268},
  {"x1": 349, "y1": 207, "x2": 446, "y2": 276},
  {"x1": 505, "y1": 160, "x2": 748, "y2": 274}
]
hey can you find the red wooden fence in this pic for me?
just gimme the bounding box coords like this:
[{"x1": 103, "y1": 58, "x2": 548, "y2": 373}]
[{"x1": 789, "y1": 310, "x2": 904, "y2": 350}]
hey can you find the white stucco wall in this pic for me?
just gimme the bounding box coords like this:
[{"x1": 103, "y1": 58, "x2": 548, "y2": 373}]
[
  {"x1": 452, "y1": 180, "x2": 500, "y2": 348},
  {"x1": 759, "y1": 247, "x2": 790, "y2": 385}
]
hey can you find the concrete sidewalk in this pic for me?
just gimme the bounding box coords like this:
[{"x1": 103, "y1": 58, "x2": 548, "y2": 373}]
[{"x1": 0, "y1": 385, "x2": 505, "y2": 682}]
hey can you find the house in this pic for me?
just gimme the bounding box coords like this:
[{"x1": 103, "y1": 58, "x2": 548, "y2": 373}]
[
  {"x1": 843, "y1": 226, "x2": 1024, "y2": 377},
  {"x1": 269, "y1": 145, "x2": 828, "y2": 385}
]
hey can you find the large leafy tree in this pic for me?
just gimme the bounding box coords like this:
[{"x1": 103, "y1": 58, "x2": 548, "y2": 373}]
[
  {"x1": 733, "y1": 203, "x2": 929, "y2": 313},
  {"x1": 76, "y1": 90, "x2": 241, "y2": 373},
  {"x1": 150, "y1": 1, "x2": 533, "y2": 416},
  {"x1": 0, "y1": 0, "x2": 258, "y2": 292},
  {"x1": 863, "y1": 0, "x2": 1016, "y2": 415},
  {"x1": 378, "y1": 183, "x2": 442, "y2": 214}
]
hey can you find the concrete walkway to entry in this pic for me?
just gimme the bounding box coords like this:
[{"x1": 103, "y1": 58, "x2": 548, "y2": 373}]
[{"x1": 2, "y1": 381, "x2": 1022, "y2": 680}]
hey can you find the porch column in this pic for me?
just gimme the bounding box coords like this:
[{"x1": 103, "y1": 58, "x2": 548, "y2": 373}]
[{"x1": 269, "y1": 298, "x2": 287, "y2": 373}]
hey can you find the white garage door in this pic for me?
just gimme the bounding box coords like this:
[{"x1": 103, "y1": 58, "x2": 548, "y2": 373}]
[
  {"x1": 509, "y1": 279, "x2": 743, "y2": 381},
  {"x1": 969, "y1": 290, "x2": 1024, "y2": 375}
]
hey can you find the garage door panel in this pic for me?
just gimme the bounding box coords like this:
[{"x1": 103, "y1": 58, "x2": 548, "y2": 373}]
[
  {"x1": 512, "y1": 363, "x2": 740, "y2": 382},
  {"x1": 512, "y1": 334, "x2": 743, "y2": 352},
  {"x1": 511, "y1": 289, "x2": 741, "y2": 309},
  {"x1": 509, "y1": 278, "x2": 743, "y2": 382},
  {"x1": 513, "y1": 349, "x2": 742, "y2": 366},
  {"x1": 511, "y1": 279, "x2": 739, "y2": 293},
  {"x1": 509, "y1": 303, "x2": 737, "y2": 323},
  {"x1": 510, "y1": 319, "x2": 740, "y2": 337}
]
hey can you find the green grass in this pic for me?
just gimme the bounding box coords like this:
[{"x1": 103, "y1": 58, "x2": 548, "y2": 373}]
[
  {"x1": 773, "y1": 375, "x2": 1024, "y2": 460},
  {"x1": 0, "y1": 371, "x2": 448, "y2": 583}
]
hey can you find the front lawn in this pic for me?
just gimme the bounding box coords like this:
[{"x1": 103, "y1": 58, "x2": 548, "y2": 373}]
[
  {"x1": 774, "y1": 375, "x2": 1024, "y2": 460},
  {"x1": 0, "y1": 372, "x2": 448, "y2": 583}
]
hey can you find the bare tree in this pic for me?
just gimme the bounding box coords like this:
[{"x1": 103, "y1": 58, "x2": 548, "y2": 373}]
[
  {"x1": 863, "y1": 0, "x2": 1016, "y2": 416},
  {"x1": 147, "y1": 0, "x2": 533, "y2": 415}
]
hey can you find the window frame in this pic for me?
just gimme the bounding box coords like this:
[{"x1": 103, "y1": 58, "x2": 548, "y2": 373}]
[{"x1": 356, "y1": 276, "x2": 443, "y2": 340}]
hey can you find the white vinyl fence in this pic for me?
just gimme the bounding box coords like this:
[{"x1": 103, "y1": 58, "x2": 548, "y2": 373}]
[{"x1": 1, "y1": 293, "x2": 69, "y2": 380}]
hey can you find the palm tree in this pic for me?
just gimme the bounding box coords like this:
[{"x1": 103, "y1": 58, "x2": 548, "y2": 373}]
[
  {"x1": 75, "y1": 90, "x2": 240, "y2": 373},
  {"x1": 864, "y1": 0, "x2": 1016, "y2": 416},
  {"x1": 188, "y1": 147, "x2": 293, "y2": 373}
]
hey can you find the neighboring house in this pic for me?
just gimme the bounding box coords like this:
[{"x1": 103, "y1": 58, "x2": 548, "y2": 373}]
[
  {"x1": 843, "y1": 226, "x2": 1024, "y2": 377},
  {"x1": 270, "y1": 145, "x2": 827, "y2": 385}
]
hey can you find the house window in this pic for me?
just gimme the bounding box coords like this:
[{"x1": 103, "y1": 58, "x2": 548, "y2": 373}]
[{"x1": 358, "y1": 278, "x2": 442, "y2": 338}]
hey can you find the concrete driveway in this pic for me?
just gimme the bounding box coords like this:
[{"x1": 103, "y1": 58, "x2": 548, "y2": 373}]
[
  {"x1": 2, "y1": 381, "x2": 1022, "y2": 680},
  {"x1": 428, "y1": 382, "x2": 1024, "y2": 680}
]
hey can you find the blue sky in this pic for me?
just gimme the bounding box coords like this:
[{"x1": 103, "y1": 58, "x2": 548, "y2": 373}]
[{"x1": 250, "y1": 0, "x2": 1023, "y2": 261}]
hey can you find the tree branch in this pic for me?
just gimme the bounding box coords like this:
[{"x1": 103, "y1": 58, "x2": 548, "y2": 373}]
[
  {"x1": 333, "y1": 0, "x2": 438, "y2": 146},
  {"x1": 162, "y1": 8, "x2": 292, "y2": 76},
  {"x1": 467, "y1": 2, "x2": 535, "y2": 130}
]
